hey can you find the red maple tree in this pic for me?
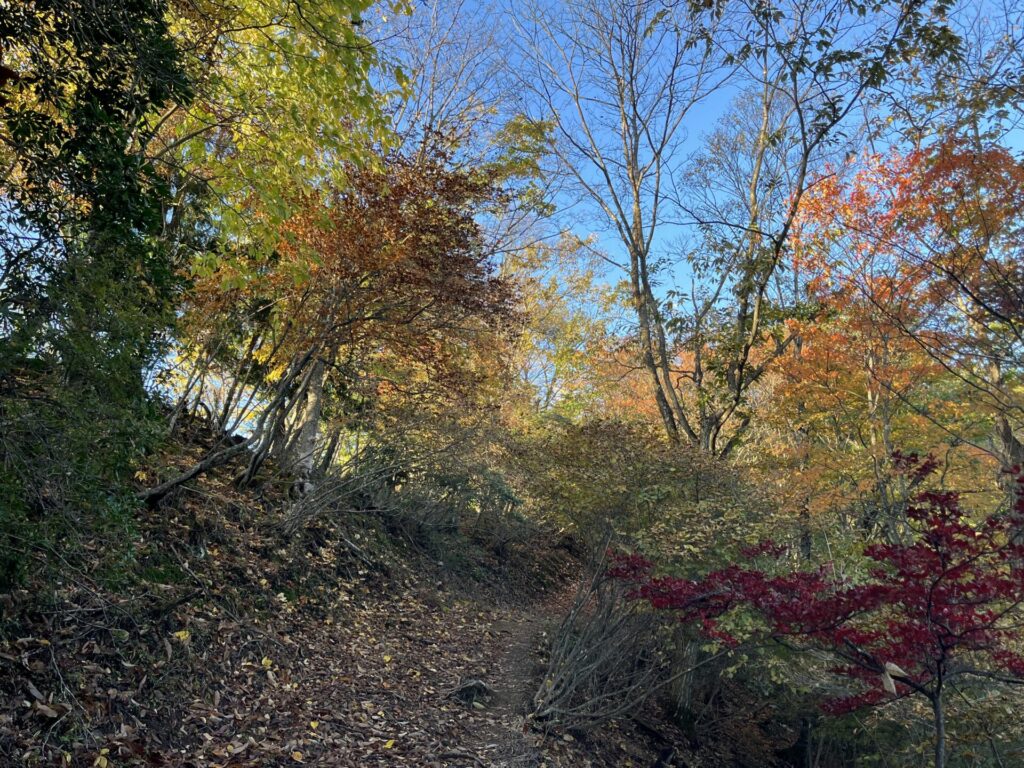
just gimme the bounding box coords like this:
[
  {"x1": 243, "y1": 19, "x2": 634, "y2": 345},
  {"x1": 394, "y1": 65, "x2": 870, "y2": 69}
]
[{"x1": 611, "y1": 455, "x2": 1024, "y2": 768}]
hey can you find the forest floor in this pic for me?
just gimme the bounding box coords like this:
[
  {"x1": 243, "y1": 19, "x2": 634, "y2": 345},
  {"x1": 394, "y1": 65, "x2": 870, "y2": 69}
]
[{"x1": 0, "y1": 430, "x2": 697, "y2": 767}]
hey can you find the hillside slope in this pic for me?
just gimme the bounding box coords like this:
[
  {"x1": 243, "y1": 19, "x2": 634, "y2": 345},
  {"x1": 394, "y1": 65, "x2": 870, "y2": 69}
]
[{"x1": 0, "y1": 431, "x2": 697, "y2": 767}]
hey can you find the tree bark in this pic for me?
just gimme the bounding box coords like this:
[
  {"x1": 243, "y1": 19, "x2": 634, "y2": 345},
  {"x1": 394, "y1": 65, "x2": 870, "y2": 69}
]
[
  {"x1": 932, "y1": 690, "x2": 946, "y2": 768},
  {"x1": 287, "y1": 356, "x2": 326, "y2": 477}
]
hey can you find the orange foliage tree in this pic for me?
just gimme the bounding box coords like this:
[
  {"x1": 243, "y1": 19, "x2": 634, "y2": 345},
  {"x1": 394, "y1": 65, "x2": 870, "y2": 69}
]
[
  {"x1": 759, "y1": 146, "x2": 1007, "y2": 543},
  {"x1": 149, "y1": 147, "x2": 519, "y2": 500}
]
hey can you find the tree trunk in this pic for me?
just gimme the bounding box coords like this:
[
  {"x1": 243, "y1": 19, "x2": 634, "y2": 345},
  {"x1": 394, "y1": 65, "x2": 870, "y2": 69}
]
[
  {"x1": 996, "y1": 415, "x2": 1024, "y2": 482},
  {"x1": 287, "y1": 356, "x2": 326, "y2": 479},
  {"x1": 631, "y1": 248, "x2": 681, "y2": 444},
  {"x1": 932, "y1": 691, "x2": 946, "y2": 768}
]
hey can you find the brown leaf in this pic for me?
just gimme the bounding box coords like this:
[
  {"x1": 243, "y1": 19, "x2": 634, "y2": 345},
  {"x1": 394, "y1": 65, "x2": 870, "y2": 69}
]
[{"x1": 33, "y1": 701, "x2": 59, "y2": 718}]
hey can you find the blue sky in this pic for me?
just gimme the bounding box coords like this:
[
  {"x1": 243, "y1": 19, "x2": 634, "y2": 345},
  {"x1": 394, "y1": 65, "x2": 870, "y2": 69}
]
[{"x1": 372, "y1": 0, "x2": 1024, "y2": 318}]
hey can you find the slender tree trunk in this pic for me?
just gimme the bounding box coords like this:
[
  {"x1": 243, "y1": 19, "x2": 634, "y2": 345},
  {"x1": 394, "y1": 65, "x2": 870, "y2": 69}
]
[
  {"x1": 932, "y1": 691, "x2": 946, "y2": 768},
  {"x1": 631, "y1": 247, "x2": 680, "y2": 444},
  {"x1": 996, "y1": 415, "x2": 1024, "y2": 482},
  {"x1": 317, "y1": 424, "x2": 342, "y2": 475},
  {"x1": 793, "y1": 333, "x2": 813, "y2": 560},
  {"x1": 288, "y1": 356, "x2": 326, "y2": 480},
  {"x1": 140, "y1": 349, "x2": 316, "y2": 504}
]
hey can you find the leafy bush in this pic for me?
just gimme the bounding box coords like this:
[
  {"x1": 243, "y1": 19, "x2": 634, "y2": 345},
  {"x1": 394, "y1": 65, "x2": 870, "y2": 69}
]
[
  {"x1": 507, "y1": 417, "x2": 779, "y2": 561},
  {"x1": 613, "y1": 458, "x2": 1024, "y2": 768}
]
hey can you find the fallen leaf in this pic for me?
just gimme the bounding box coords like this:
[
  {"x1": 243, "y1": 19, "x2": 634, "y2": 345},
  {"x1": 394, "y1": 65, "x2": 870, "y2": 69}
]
[{"x1": 34, "y1": 701, "x2": 59, "y2": 718}]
